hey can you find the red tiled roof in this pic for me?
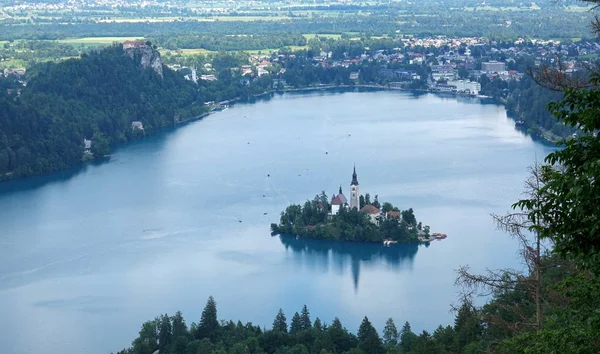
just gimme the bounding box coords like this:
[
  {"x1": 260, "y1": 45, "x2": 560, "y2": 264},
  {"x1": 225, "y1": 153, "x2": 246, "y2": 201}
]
[
  {"x1": 387, "y1": 211, "x2": 401, "y2": 218},
  {"x1": 331, "y1": 193, "x2": 347, "y2": 205},
  {"x1": 361, "y1": 205, "x2": 380, "y2": 215}
]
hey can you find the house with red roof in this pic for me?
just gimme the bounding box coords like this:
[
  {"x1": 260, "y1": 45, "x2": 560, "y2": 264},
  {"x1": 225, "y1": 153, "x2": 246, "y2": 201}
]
[{"x1": 360, "y1": 204, "x2": 381, "y2": 225}]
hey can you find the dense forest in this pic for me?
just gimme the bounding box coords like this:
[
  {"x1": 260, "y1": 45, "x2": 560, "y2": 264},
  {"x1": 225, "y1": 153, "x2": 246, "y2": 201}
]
[
  {"x1": 0, "y1": 44, "x2": 206, "y2": 178},
  {"x1": 271, "y1": 192, "x2": 425, "y2": 243}
]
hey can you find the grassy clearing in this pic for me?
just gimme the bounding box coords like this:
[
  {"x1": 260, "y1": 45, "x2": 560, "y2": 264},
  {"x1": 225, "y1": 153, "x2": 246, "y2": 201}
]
[
  {"x1": 198, "y1": 15, "x2": 292, "y2": 22},
  {"x1": 0, "y1": 58, "x2": 28, "y2": 69},
  {"x1": 97, "y1": 18, "x2": 179, "y2": 23},
  {"x1": 57, "y1": 37, "x2": 144, "y2": 46},
  {"x1": 161, "y1": 48, "x2": 214, "y2": 56},
  {"x1": 303, "y1": 33, "x2": 342, "y2": 40}
]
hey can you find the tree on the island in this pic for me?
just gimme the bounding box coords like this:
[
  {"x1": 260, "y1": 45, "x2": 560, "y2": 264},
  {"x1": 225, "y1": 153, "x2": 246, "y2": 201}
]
[
  {"x1": 417, "y1": 221, "x2": 422, "y2": 230},
  {"x1": 357, "y1": 316, "x2": 385, "y2": 354},
  {"x1": 401, "y1": 208, "x2": 416, "y2": 225},
  {"x1": 132, "y1": 320, "x2": 158, "y2": 354},
  {"x1": 383, "y1": 318, "x2": 399, "y2": 346},
  {"x1": 400, "y1": 322, "x2": 417, "y2": 353},
  {"x1": 382, "y1": 202, "x2": 394, "y2": 213},
  {"x1": 300, "y1": 305, "x2": 312, "y2": 330},
  {"x1": 158, "y1": 314, "x2": 173, "y2": 353},
  {"x1": 197, "y1": 296, "x2": 220, "y2": 340},
  {"x1": 373, "y1": 195, "x2": 381, "y2": 208},
  {"x1": 290, "y1": 312, "x2": 302, "y2": 334},
  {"x1": 359, "y1": 195, "x2": 366, "y2": 209},
  {"x1": 365, "y1": 193, "x2": 371, "y2": 205},
  {"x1": 423, "y1": 225, "x2": 430, "y2": 236},
  {"x1": 272, "y1": 308, "x2": 288, "y2": 333},
  {"x1": 172, "y1": 311, "x2": 187, "y2": 339}
]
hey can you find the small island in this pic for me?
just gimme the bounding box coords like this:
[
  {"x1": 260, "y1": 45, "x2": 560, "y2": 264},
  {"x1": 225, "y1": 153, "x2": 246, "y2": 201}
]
[{"x1": 271, "y1": 166, "x2": 445, "y2": 244}]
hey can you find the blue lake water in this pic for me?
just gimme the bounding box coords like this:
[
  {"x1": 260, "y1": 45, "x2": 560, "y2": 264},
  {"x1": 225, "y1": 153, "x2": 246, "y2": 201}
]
[{"x1": 0, "y1": 90, "x2": 555, "y2": 353}]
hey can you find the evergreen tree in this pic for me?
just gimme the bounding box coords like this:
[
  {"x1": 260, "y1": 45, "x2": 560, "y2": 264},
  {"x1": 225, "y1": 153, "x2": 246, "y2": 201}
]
[
  {"x1": 272, "y1": 308, "x2": 288, "y2": 333},
  {"x1": 300, "y1": 305, "x2": 312, "y2": 330},
  {"x1": 383, "y1": 318, "x2": 399, "y2": 346},
  {"x1": 172, "y1": 311, "x2": 187, "y2": 340},
  {"x1": 158, "y1": 314, "x2": 172, "y2": 353},
  {"x1": 197, "y1": 296, "x2": 220, "y2": 340},
  {"x1": 400, "y1": 321, "x2": 417, "y2": 353},
  {"x1": 454, "y1": 301, "x2": 482, "y2": 351},
  {"x1": 357, "y1": 316, "x2": 385, "y2": 354},
  {"x1": 314, "y1": 317, "x2": 323, "y2": 332},
  {"x1": 290, "y1": 312, "x2": 302, "y2": 335}
]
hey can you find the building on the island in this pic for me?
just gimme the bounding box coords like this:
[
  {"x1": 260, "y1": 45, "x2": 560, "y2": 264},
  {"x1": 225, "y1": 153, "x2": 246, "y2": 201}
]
[
  {"x1": 350, "y1": 166, "x2": 360, "y2": 210},
  {"x1": 330, "y1": 187, "x2": 347, "y2": 215},
  {"x1": 387, "y1": 211, "x2": 401, "y2": 220},
  {"x1": 361, "y1": 204, "x2": 381, "y2": 225}
]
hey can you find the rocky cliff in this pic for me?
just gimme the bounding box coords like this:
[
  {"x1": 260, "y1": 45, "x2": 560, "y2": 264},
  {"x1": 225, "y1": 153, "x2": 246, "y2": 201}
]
[{"x1": 123, "y1": 43, "x2": 163, "y2": 78}]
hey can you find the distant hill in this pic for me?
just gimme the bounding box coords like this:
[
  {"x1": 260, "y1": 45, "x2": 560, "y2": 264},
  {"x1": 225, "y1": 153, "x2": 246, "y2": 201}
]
[{"x1": 0, "y1": 43, "x2": 204, "y2": 180}]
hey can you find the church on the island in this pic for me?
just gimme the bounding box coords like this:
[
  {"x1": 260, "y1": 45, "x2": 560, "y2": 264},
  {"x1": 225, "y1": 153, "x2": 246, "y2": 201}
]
[{"x1": 329, "y1": 166, "x2": 383, "y2": 224}]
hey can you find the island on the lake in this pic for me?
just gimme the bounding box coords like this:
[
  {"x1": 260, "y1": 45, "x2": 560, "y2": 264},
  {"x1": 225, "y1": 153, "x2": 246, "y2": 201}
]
[{"x1": 271, "y1": 166, "x2": 446, "y2": 244}]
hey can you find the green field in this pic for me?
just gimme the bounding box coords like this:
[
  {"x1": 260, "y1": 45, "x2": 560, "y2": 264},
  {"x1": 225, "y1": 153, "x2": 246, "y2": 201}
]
[
  {"x1": 0, "y1": 58, "x2": 27, "y2": 69},
  {"x1": 57, "y1": 37, "x2": 144, "y2": 46},
  {"x1": 161, "y1": 48, "x2": 214, "y2": 56},
  {"x1": 303, "y1": 33, "x2": 342, "y2": 40}
]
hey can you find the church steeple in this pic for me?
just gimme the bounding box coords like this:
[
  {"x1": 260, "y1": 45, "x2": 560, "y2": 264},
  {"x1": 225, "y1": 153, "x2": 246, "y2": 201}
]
[
  {"x1": 351, "y1": 165, "x2": 359, "y2": 186},
  {"x1": 339, "y1": 186, "x2": 343, "y2": 194},
  {"x1": 350, "y1": 165, "x2": 360, "y2": 210}
]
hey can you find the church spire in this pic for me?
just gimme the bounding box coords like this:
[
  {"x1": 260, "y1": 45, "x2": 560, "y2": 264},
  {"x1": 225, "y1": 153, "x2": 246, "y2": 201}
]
[
  {"x1": 339, "y1": 185, "x2": 343, "y2": 194},
  {"x1": 351, "y1": 165, "x2": 359, "y2": 186}
]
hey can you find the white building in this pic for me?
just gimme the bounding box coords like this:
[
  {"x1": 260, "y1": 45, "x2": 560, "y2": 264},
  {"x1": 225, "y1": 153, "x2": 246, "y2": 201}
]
[
  {"x1": 481, "y1": 61, "x2": 506, "y2": 73},
  {"x1": 330, "y1": 187, "x2": 348, "y2": 215}
]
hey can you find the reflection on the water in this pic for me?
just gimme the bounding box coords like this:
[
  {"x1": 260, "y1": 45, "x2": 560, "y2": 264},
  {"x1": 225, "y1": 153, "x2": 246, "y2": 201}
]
[{"x1": 279, "y1": 235, "x2": 420, "y2": 291}]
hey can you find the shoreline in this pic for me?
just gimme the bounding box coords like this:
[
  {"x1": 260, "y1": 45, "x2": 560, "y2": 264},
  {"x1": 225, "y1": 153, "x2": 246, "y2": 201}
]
[{"x1": 0, "y1": 86, "x2": 556, "y2": 183}]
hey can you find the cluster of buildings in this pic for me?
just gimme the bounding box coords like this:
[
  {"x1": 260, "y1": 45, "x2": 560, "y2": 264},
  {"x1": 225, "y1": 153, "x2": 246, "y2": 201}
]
[{"x1": 329, "y1": 167, "x2": 401, "y2": 226}]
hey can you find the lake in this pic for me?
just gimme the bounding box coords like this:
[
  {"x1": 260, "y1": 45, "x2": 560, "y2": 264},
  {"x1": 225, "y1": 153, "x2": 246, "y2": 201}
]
[{"x1": 0, "y1": 90, "x2": 555, "y2": 354}]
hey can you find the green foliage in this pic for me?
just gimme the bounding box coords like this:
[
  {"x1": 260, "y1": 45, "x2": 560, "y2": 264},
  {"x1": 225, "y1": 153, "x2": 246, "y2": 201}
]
[
  {"x1": 273, "y1": 309, "x2": 288, "y2": 333},
  {"x1": 197, "y1": 296, "x2": 220, "y2": 341},
  {"x1": 383, "y1": 318, "x2": 399, "y2": 346},
  {"x1": 515, "y1": 75, "x2": 600, "y2": 270},
  {"x1": 358, "y1": 316, "x2": 385, "y2": 354},
  {"x1": 275, "y1": 191, "x2": 421, "y2": 243},
  {"x1": 0, "y1": 44, "x2": 204, "y2": 179}
]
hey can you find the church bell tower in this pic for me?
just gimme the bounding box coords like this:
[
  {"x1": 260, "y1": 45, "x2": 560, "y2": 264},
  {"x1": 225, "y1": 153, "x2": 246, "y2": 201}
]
[{"x1": 350, "y1": 165, "x2": 359, "y2": 210}]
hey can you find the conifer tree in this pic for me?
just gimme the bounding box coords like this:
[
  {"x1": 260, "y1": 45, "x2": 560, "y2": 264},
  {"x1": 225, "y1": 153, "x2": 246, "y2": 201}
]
[
  {"x1": 272, "y1": 308, "x2": 288, "y2": 333},
  {"x1": 300, "y1": 305, "x2": 312, "y2": 330},
  {"x1": 197, "y1": 296, "x2": 220, "y2": 340},
  {"x1": 158, "y1": 314, "x2": 172, "y2": 353},
  {"x1": 357, "y1": 316, "x2": 384, "y2": 354},
  {"x1": 314, "y1": 317, "x2": 323, "y2": 332},
  {"x1": 172, "y1": 311, "x2": 187, "y2": 339},
  {"x1": 383, "y1": 318, "x2": 399, "y2": 345},
  {"x1": 290, "y1": 312, "x2": 302, "y2": 335},
  {"x1": 400, "y1": 321, "x2": 417, "y2": 353}
]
